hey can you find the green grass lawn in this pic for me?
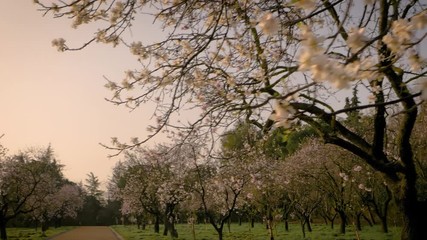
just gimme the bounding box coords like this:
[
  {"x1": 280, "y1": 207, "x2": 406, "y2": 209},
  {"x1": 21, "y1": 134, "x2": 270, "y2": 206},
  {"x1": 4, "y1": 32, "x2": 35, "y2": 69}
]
[
  {"x1": 6, "y1": 226, "x2": 74, "y2": 240},
  {"x1": 112, "y1": 222, "x2": 401, "y2": 240}
]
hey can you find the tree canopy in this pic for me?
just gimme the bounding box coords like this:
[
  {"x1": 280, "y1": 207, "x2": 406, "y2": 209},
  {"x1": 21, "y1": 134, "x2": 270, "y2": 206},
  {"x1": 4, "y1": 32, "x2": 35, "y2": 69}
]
[{"x1": 35, "y1": 1, "x2": 427, "y2": 239}]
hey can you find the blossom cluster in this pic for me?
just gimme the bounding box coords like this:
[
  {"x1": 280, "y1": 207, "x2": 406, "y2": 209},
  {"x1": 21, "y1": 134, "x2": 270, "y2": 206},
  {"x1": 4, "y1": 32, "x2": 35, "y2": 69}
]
[{"x1": 298, "y1": 25, "x2": 379, "y2": 89}]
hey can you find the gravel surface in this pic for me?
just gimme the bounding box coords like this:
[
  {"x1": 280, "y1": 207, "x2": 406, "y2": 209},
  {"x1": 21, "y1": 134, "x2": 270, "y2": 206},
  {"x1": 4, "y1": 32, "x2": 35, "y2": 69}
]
[{"x1": 48, "y1": 226, "x2": 123, "y2": 240}]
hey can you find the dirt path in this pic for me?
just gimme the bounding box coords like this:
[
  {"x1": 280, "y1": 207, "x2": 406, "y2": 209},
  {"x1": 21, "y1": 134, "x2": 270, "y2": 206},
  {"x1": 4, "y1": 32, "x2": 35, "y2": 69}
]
[{"x1": 48, "y1": 226, "x2": 123, "y2": 240}]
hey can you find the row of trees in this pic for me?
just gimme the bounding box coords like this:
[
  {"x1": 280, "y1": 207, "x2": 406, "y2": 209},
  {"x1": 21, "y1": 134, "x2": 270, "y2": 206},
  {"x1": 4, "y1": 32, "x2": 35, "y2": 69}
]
[
  {"x1": 0, "y1": 142, "x2": 121, "y2": 240},
  {"x1": 108, "y1": 105, "x2": 427, "y2": 240},
  {"x1": 0, "y1": 145, "x2": 82, "y2": 240},
  {"x1": 36, "y1": 0, "x2": 427, "y2": 239}
]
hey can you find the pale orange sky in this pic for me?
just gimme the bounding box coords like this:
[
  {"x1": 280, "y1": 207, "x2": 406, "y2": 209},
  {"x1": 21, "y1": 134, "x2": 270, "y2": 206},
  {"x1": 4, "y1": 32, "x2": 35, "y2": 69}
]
[{"x1": 0, "y1": 1, "x2": 163, "y2": 186}]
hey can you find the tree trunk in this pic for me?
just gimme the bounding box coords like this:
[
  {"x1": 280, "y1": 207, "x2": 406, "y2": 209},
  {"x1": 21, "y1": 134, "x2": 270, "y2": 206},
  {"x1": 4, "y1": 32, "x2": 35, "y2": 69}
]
[
  {"x1": 268, "y1": 218, "x2": 275, "y2": 240},
  {"x1": 356, "y1": 212, "x2": 362, "y2": 231},
  {"x1": 154, "y1": 215, "x2": 160, "y2": 233},
  {"x1": 362, "y1": 213, "x2": 373, "y2": 227},
  {"x1": 305, "y1": 216, "x2": 312, "y2": 232},
  {"x1": 400, "y1": 198, "x2": 427, "y2": 240},
  {"x1": 380, "y1": 216, "x2": 388, "y2": 233},
  {"x1": 169, "y1": 217, "x2": 178, "y2": 239},
  {"x1": 136, "y1": 215, "x2": 142, "y2": 229},
  {"x1": 41, "y1": 222, "x2": 49, "y2": 237},
  {"x1": 367, "y1": 206, "x2": 376, "y2": 225},
  {"x1": 322, "y1": 216, "x2": 328, "y2": 225},
  {"x1": 216, "y1": 227, "x2": 223, "y2": 240},
  {"x1": 170, "y1": 226, "x2": 178, "y2": 239},
  {"x1": 163, "y1": 221, "x2": 168, "y2": 236},
  {"x1": 284, "y1": 219, "x2": 289, "y2": 232},
  {"x1": 338, "y1": 210, "x2": 346, "y2": 234},
  {"x1": 191, "y1": 221, "x2": 196, "y2": 240},
  {"x1": 34, "y1": 219, "x2": 39, "y2": 231},
  {"x1": 251, "y1": 217, "x2": 255, "y2": 228},
  {"x1": 227, "y1": 217, "x2": 231, "y2": 233},
  {"x1": 0, "y1": 219, "x2": 7, "y2": 240},
  {"x1": 300, "y1": 220, "x2": 306, "y2": 239}
]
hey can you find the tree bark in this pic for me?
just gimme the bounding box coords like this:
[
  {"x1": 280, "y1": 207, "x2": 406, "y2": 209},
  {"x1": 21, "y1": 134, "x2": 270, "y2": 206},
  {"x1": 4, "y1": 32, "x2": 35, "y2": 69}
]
[
  {"x1": 399, "y1": 184, "x2": 427, "y2": 240},
  {"x1": 163, "y1": 221, "x2": 168, "y2": 236},
  {"x1": 367, "y1": 206, "x2": 376, "y2": 225},
  {"x1": 154, "y1": 215, "x2": 160, "y2": 233},
  {"x1": 217, "y1": 229, "x2": 223, "y2": 240},
  {"x1": 268, "y1": 218, "x2": 275, "y2": 240},
  {"x1": 227, "y1": 217, "x2": 231, "y2": 233},
  {"x1": 356, "y1": 212, "x2": 362, "y2": 231},
  {"x1": 0, "y1": 218, "x2": 7, "y2": 240},
  {"x1": 337, "y1": 210, "x2": 346, "y2": 234},
  {"x1": 305, "y1": 216, "x2": 312, "y2": 232},
  {"x1": 284, "y1": 219, "x2": 289, "y2": 231},
  {"x1": 300, "y1": 220, "x2": 306, "y2": 239},
  {"x1": 362, "y1": 213, "x2": 373, "y2": 227}
]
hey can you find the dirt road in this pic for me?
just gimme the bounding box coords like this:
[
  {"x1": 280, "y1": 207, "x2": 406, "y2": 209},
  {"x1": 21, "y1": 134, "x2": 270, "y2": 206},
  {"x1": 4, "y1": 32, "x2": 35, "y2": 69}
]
[{"x1": 48, "y1": 226, "x2": 123, "y2": 240}]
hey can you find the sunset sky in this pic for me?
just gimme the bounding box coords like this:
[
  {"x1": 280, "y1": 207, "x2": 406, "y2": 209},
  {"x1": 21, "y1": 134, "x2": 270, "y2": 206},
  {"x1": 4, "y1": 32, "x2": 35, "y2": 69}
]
[
  {"x1": 2, "y1": 1, "x2": 426, "y2": 188},
  {"x1": 0, "y1": 1, "x2": 163, "y2": 186}
]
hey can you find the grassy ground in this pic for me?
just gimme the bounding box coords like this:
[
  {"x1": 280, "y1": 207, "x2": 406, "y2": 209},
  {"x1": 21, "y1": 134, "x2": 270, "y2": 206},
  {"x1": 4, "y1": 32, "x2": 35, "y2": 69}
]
[
  {"x1": 6, "y1": 226, "x2": 74, "y2": 240},
  {"x1": 112, "y1": 222, "x2": 401, "y2": 240}
]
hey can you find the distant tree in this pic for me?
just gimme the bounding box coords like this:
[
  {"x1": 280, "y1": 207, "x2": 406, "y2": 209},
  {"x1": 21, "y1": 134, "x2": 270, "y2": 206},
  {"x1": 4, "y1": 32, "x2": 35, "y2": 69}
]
[
  {"x1": 0, "y1": 146, "x2": 64, "y2": 240},
  {"x1": 85, "y1": 172, "x2": 104, "y2": 200},
  {"x1": 76, "y1": 172, "x2": 105, "y2": 226},
  {"x1": 32, "y1": 183, "x2": 84, "y2": 235}
]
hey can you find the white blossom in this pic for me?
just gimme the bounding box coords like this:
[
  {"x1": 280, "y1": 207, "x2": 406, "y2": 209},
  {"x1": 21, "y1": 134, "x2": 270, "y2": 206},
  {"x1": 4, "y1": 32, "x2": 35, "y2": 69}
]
[
  {"x1": 258, "y1": 13, "x2": 280, "y2": 36},
  {"x1": 339, "y1": 172, "x2": 349, "y2": 181},
  {"x1": 179, "y1": 40, "x2": 192, "y2": 54},
  {"x1": 104, "y1": 81, "x2": 118, "y2": 90},
  {"x1": 408, "y1": 50, "x2": 426, "y2": 71},
  {"x1": 391, "y1": 19, "x2": 413, "y2": 42},
  {"x1": 293, "y1": 0, "x2": 316, "y2": 12},
  {"x1": 110, "y1": 1, "x2": 124, "y2": 24},
  {"x1": 121, "y1": 79, "x2": 133, "y2": 90},
  {"x1": 368, "y1": 94, "x2": 377, "y2": 103},
  {"x1": 371, "y1": 84, "x2": 382, "y2": 94},
  {"x1": 411, "y1": 11, "x2": 427, "y2": 30},
  {"x1": 130, "y1": 41, "x2": 149, "y2": 60},
  {"x1": 382, "y1": 34, "x2": 402, "y2": 54},
  {"x1": 347, "y1": 28, "x2": 368, "y2": 53},
  {"x1": 358, "y1": 183, "x2": 372, "y2": 192},
  {"x1": 51, "y1": 38, "x2": 66, "y2": 52},
  {"x1": 353, "y1": 165, "x2": 362, "y2": 172},
  {"x1": 270, "y1": 101, "x2": 295, "y2": 128}
]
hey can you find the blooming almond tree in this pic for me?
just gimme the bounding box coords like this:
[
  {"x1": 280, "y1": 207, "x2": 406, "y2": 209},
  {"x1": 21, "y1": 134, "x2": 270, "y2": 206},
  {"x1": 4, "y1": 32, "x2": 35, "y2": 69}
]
[
  {"x1": 36, "y1": 1, "x2": 427, "y2": 239},
  {"x1": 31, "y1": 183, "x2": 84, "y2": 235},
  {"x1": 116, "y1": 144, "x2": 190, "y2": 238},
  {"x1": 190, "y1": 161, "x2": 247, "y2": 240},
  {"x1": 0, "y1": 147, "x2": 63, "y2": 240}
]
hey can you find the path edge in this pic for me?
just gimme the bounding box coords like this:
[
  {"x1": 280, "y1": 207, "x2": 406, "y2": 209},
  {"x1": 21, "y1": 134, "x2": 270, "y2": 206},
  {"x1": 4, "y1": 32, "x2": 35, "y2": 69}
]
[{"x1": 109, "y1": 226, "x2": 125, "y2": 240}]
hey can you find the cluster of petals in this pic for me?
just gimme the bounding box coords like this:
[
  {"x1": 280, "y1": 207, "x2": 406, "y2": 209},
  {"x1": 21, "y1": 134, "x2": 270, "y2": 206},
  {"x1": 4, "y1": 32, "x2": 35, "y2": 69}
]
[
  {"x1": 382, "y1": 13, "x2": 427, "y2": 55},
  {"x1": 299, "y1": 28, "x2": 357, "y2": 88},
  {"x1": 292, "y1": 0, "x2": 316, "y2": 12},
  {"x1": 270, "y1": 101, "x2": 295, "y2": 128},
  {"x1": 51, "y1": 38, "x2": 66, "y2": 52},
  {"x1": 258, "y1": 13, "x2": 280, "y2": 36},
  {"x1": 346, "y1": 28, "x2": 368, "y2": 54},
  {"x1": 358, "y1": 183, "x2": 372, "y2": 192}
]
